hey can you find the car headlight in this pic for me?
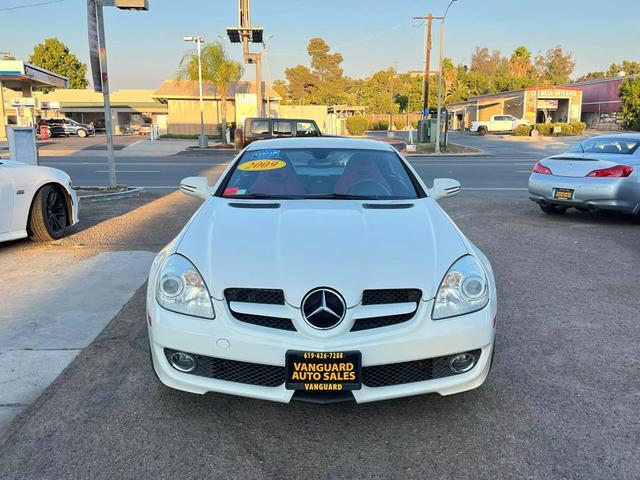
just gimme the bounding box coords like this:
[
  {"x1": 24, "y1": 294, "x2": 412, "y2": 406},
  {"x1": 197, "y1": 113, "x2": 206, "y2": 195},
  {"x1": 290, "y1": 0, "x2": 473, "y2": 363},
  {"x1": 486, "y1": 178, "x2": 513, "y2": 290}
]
[
  {"x1": 432, "y1": 255, "x2": 489, "y2": 320},
  {"x1": 155, "y1": 254, "x2": 215, "y2": 319}
]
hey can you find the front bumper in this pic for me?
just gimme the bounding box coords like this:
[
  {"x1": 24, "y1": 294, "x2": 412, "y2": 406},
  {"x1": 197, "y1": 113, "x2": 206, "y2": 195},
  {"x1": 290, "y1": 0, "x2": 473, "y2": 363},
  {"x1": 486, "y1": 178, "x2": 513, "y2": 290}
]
[
  {"x1": 528, "y1": 173, "x2": 640, "y2": 213},
  {"x1": 148, "y1": 297, "x2": 496, "y2": 404}
]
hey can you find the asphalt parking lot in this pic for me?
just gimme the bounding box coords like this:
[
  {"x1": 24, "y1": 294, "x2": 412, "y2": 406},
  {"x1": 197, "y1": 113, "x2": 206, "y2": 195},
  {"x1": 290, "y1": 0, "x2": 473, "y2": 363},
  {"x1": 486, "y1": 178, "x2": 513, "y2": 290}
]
[{"x1": 1, "y1": 182, "x2": 638, "y2": 478}]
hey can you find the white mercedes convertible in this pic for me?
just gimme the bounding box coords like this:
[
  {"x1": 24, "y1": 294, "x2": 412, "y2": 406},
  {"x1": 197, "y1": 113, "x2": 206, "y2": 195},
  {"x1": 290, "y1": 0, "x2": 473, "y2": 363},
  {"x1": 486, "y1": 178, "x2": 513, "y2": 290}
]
[
  {"x1": 147, "y1": 137, "x2": 497, "y2": 403},
  {"x1": 0, "y1": 160, "x2": 78, "y2": 243}
]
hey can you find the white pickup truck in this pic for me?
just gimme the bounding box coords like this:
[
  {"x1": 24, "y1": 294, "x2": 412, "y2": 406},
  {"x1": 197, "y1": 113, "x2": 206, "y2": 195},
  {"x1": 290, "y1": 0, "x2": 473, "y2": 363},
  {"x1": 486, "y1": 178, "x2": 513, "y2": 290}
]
[{"x1": 470, "y1": 115, "x2": 530, "y2": 135}]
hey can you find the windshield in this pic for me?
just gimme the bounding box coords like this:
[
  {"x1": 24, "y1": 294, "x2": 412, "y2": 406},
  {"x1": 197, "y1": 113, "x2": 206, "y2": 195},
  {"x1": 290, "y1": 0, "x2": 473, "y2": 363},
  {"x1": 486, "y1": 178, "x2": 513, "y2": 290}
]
[
  {"x1": 570, "y1": 137, "x2": 640, "y2": 155},
  {"x1": 220, "y1": 148, "x2": 422, "y2": 200}
]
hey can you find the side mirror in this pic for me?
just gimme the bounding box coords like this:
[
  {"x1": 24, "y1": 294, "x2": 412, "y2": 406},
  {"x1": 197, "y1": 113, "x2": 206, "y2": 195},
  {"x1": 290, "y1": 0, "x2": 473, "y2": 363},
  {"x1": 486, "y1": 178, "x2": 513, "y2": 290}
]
[
  {"x1": 430, "y1": 178, "x2": 461, "y2": 201},
  {"x1": 180, "y1": 176, "x2": 211, "y2": 200}
]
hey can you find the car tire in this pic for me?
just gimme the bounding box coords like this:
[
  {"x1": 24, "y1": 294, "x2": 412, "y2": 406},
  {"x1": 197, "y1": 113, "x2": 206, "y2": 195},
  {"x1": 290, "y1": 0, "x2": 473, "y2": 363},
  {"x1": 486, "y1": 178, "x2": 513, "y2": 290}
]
[
  {"x1": 540, "y1": 204, "x2": 567, "y2": 215},
  {"x1": 477, "y1": 126, "x2": 488, "y2": 136},
  {"x1": 77, "y1": 129, "x2": 88, "y2": 138},
  {"x1": 28, "y1": 185, "x2": 68, "y2": 242}
]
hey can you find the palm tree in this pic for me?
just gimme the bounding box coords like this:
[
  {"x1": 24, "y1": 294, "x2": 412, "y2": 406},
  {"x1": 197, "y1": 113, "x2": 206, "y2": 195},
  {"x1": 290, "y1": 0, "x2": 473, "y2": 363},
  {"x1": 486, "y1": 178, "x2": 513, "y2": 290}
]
[
  {"x1": 178, "y1": 42, "x2": 243, "y2": 144},
  {"x1": 509, "y1": 46, "x2": 532, "y2": 78}
]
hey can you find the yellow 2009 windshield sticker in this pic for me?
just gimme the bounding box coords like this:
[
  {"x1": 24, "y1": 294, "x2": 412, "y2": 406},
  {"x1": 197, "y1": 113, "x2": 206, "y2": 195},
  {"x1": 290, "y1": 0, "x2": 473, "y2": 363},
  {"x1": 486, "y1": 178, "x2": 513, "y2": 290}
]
[{"x1": 238, "y1": 159, "x2": 286, "y2": 171}]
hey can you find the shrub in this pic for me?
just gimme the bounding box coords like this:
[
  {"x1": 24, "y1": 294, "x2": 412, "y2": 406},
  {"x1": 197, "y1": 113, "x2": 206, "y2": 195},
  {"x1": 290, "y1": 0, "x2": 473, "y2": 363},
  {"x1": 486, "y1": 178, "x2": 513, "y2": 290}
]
[
  {"x1": 514, "y1": 125, "x2": 533, "y2": 136},
  {"x1": 516, "y1": 121, "x2": 587, "y2": 137},
  {"x1": 345, "y1": 116, "x2": 369, "y2": 136},
  {"x1": 378, "y1": 119, "x2": 390, "y2": 130},
  {"x1": 411, "y1": 119, "x2": 419, "y2": 129},
  {"x1": 534, "y1": 123, "x2": 553, "y2": 136},
  {"x1": 394, "y1": 117, "x2": 407, "y2": 130}
]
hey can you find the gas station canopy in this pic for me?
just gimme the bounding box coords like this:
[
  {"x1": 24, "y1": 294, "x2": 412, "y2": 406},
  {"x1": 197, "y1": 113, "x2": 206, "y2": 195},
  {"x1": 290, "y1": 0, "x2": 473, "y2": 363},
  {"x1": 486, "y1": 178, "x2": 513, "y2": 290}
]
[{"x1": 0, "y1": 60, "x2": 69, "y2": 90}]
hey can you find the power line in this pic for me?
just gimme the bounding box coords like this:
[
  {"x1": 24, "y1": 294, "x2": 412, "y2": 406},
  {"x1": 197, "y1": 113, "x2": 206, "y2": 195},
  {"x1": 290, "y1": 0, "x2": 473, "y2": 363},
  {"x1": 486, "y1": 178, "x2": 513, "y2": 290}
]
[{"x1": 0, "y1": 0, "x2": 65, "y2": 12}]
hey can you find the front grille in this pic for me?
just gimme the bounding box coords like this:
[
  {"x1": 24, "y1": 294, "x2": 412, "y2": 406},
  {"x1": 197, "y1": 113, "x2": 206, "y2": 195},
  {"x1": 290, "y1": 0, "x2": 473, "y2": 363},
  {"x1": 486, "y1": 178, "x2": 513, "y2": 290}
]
[
  {"x1": 224, "y1": 288, "x2": 284, "y2": 305},
  {"x1": 224, "y1": 288, "x2": 295, "y2": 331},
  {"x1": 231, "y1": 312, "x2": 296, "y2": 331},
  {"x1": 362, "y1": 289, "x2": 422, "y2": 305},
  {"x1": 351, "y1": 313, "x2": 415, "y2": 331},
  {"x1": 353, "y1": 289, "x2": 422, "y2": 331},
  {"x1": 164, "y1": 349, "x2": 284, "y2": 387},
  {"x1": 362, "y1": 349, "x2": 481, "y2": 387}
]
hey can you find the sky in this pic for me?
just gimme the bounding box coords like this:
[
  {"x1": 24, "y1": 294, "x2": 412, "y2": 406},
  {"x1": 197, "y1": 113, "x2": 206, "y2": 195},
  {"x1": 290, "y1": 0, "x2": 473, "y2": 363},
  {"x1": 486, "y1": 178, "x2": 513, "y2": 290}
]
[{"x1": 1, "y1": 0, "x2": 639, "y2": 90}]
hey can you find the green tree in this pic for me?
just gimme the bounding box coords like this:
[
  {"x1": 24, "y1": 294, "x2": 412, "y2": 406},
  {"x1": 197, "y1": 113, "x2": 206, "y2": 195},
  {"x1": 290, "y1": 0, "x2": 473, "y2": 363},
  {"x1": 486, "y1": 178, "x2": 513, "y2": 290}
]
[
  {"x1": 28, "y1": 38, "x2": 88, "y2": 89},
  {"x1": 508, "y1": 46, "x2": 532, "y2": 78},
  {"x1": 284, "y1": 65, "x2": 316, "y2": 104},
  {"x1": 540, "y1": 46, "x2": 575, "y2": 84},
  {"x1": 619, "y1": 76, "x2": 640, "y2": 131},
  {"x1": 577, "y1": 71, "x2": 606, "y2": 81},
  {"x1": 272, "y1": 79, "x2": 289, "y2": 102},
  {"x1": 607, "y1": 60, "x2": 640, "y2": 77},
  {"x1": 307, "y1": 38, "x2": 348, "y2": 104},
  {"x1": 470, "y1": 47, "x2": 505, "y2": 76},
  {"x1": 283, "y1": 38, "x2": 349, "y2": 105},
  {"x1": 178, "y1": 42, "x2": 243, "y2": 143}
]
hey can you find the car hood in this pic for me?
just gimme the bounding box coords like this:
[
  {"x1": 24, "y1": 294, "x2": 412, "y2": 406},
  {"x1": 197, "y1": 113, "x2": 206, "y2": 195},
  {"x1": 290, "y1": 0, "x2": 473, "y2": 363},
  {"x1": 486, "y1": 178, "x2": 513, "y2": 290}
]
[{"x1": 176, "y1": 198, "x2": 469, "y2": 306}]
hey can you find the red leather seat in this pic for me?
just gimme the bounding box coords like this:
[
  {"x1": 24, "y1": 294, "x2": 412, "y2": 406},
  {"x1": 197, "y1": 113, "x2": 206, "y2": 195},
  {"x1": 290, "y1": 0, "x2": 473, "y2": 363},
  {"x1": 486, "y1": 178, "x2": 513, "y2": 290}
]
[
  {"x1": 249, "y1": 157, "x2": 306, "y2": 196},
  {"x1": 334, "y1": 153, "x2": 389, "y2": 194}
]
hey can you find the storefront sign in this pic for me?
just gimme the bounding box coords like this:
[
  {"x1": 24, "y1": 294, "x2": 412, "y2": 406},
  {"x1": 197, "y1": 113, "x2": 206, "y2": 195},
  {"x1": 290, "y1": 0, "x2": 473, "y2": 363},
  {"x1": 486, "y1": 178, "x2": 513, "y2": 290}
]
[
  {"x1": 537, "y1": 99, "x2": 559, "y2": 110},
  {"x1": 87, "y1": 0, "x2": 103, "y2": 92},
  {"x1": 11, "y1": 97, "x2": 37, "y2": 108},
  {"x1": 537, "y1": 89, "x2": 579, "y2": 98}
]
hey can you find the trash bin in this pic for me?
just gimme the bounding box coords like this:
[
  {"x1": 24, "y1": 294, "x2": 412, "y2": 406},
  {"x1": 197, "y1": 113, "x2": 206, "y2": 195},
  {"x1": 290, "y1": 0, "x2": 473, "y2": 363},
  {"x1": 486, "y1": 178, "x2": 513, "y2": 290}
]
[
  {"x1": 40, "y1": 125, "x2": 51, "y2": 141},
  {"x1": 417, "y1": 120, "x2": 430, "y2": 143}
]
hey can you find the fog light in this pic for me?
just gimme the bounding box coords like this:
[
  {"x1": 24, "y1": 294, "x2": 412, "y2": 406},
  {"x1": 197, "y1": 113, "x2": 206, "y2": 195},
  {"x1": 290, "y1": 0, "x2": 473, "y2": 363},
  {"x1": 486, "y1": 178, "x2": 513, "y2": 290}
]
[
  {"x1": 449, "y1": 352, "x2": 476, "y2": 373},
  {"x1": 170, "y1": 352, "x2": 196, "y2": 372}
]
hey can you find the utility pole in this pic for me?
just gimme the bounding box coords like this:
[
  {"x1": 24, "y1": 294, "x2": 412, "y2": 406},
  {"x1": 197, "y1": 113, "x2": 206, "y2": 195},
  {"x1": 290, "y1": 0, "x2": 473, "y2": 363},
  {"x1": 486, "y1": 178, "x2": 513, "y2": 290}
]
[
  {"x1": 413, "y1": 14, "x2": 439, "y2": 115},
  {"x1": 226, "y1": 0, "x2": 265, "y2": 117},
  {"x1": 87, "y1": 0, "x2": 148, "y2": 188},
  {"x1": 434, "y1": 0, "x2": 457, "y2": 154}
]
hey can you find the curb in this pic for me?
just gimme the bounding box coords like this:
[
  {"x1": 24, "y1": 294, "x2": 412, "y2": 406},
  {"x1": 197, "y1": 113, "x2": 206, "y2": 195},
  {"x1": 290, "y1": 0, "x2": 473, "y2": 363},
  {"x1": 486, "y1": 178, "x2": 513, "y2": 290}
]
[
  {"x1": 406, "y1": 149, "x2": 486, "y2": 157},
  {"x1": 78, "y1": 186, "x2": 146, "y2": 203}
]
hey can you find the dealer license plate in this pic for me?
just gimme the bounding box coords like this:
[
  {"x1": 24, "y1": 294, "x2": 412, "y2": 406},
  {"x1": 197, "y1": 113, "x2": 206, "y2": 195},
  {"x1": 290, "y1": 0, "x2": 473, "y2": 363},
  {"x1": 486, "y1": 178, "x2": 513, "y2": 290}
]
[
  {"x1": 285, "y1": 351, "x2": 361, "y2": 391},
  {"x1": 553, "y1": 188, "x2": 574, "y2": 200}
]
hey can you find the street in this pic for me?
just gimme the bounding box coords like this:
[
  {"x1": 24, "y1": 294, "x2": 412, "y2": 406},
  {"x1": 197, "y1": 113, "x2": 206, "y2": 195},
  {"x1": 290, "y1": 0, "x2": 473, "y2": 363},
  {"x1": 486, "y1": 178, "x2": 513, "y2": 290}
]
[
  {"x1": 34, "y1": 132, "x2": 583, "y2": 191},
  {"x1": 0, "y1": 136, "x2": 638, "y2": 479}
]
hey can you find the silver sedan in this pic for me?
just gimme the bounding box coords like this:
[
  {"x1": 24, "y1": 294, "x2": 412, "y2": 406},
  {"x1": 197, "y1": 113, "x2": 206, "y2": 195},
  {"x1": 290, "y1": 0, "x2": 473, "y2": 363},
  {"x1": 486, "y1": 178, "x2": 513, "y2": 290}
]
[{"x1": 528, "y1": 134, "x2": 640, "y2": 222}]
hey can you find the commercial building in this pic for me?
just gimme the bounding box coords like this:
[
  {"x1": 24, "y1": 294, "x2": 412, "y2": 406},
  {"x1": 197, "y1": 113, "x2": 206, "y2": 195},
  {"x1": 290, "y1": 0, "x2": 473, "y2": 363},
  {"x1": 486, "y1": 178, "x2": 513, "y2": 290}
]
[
  {"x1": 567, "y1": 76, "x2": 632, "y2": 129},
  {"x1": 36, "y1": 88, "x2": 167, "y2": 134},
  {"x1": 0, "y1": 59, "x2": 68, "y2": 140},
  {"x1": 447, "y1": 86, "x2": 583, "y2": 130},
  {"x1": 151, "y1": 80, "x2": 281, "y2": 135}
]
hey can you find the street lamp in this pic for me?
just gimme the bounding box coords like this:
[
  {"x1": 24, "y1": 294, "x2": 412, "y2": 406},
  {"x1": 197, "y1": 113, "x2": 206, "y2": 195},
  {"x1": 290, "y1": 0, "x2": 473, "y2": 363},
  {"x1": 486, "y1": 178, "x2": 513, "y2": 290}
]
[
  {"x1": 262, "y1": 35, "x2": 274, "y2": 118},
  {"x1": 184, "y1": 35, "x2": 208, "y2": 149},
  {"x1": 434, "y1": 0, "x2": 458, "y2": 153}
]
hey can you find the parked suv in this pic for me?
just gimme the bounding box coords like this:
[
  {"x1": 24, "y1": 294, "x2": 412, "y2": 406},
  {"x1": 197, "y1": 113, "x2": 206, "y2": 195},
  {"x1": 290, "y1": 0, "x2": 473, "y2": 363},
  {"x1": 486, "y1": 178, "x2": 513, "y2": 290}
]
[
  {"x1": 238, "y1": 117, "x2": 321, "y2": 147},
  {"x1": 41, "y1": 118, "x2": 95, "y2": 138}
]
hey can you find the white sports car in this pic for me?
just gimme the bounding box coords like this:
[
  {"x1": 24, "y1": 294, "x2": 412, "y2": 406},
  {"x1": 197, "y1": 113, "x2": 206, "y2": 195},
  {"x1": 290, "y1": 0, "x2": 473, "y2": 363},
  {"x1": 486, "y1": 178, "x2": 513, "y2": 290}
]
[
  {"x1": 147, "y1": 137, "x2": 497, "y2": 403},
  {"x1": 0, "y1": 160, "x2": 78, "y2": 243}
]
